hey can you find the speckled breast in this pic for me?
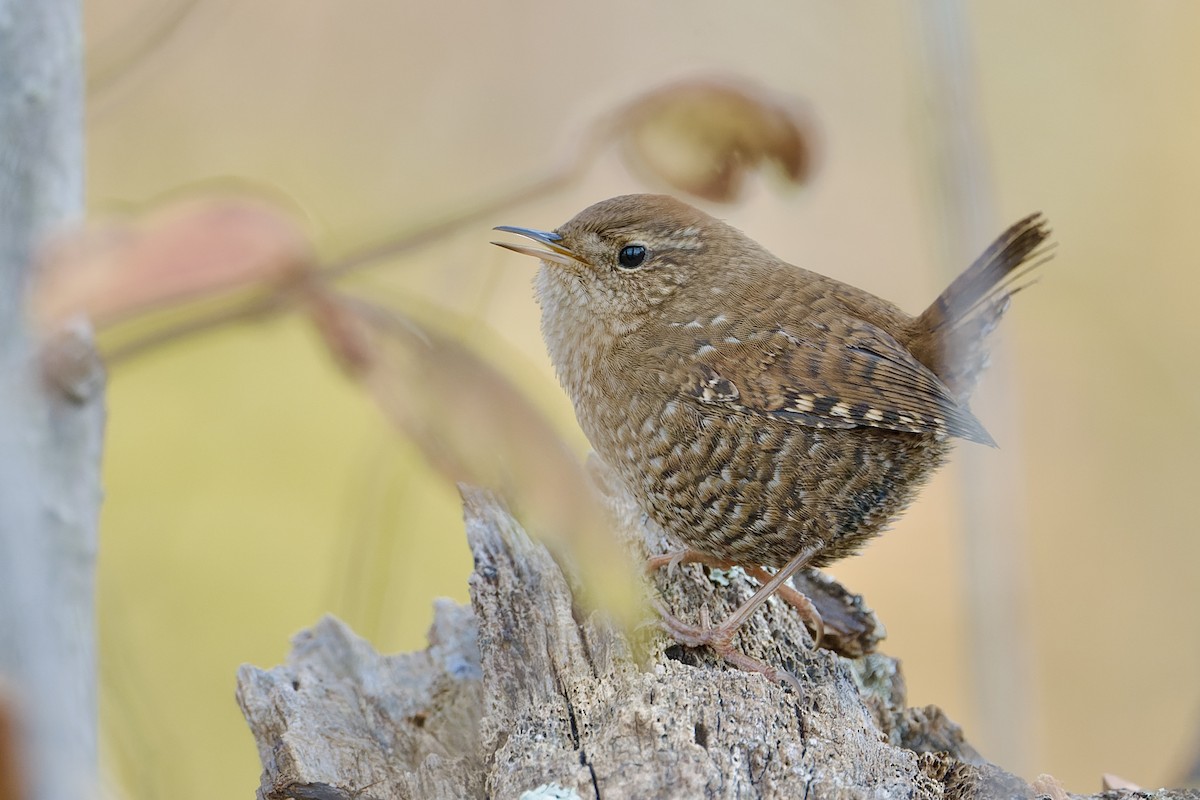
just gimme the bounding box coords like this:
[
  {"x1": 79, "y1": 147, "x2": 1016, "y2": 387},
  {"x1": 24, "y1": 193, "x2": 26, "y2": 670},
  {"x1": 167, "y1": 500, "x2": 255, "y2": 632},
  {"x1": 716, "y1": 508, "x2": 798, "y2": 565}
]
[{"x1": 584, "y1": 381, "x2": 952, "y2": 570}]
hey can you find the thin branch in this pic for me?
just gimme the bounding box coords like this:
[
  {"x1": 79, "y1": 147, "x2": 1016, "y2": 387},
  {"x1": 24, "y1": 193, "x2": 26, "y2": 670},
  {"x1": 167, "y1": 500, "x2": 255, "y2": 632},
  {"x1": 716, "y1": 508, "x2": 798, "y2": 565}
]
[{"x1": 104, "y1": 129, "x2": 605, "y2": 366}]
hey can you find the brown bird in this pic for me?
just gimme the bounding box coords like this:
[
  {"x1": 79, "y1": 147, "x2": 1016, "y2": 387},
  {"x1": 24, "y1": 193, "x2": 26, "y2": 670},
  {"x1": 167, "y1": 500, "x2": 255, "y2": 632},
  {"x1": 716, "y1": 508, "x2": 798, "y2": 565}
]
[{"x1": 494, "y1": 195, "x2": 1050, "y2": 685}]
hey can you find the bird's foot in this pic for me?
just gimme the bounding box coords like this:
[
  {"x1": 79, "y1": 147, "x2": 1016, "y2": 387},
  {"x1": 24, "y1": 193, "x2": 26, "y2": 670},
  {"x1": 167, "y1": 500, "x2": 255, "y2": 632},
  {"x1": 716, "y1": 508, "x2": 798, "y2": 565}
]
[
  {"x1": 651, "y1": 599, "x2": 802, "y2": 694},
  {"x1": 646, "y1": 550, "x2": 825, "y2": 648},
  {"x1": 645, "y1": 548, "x2": 730, "y2": 579}
]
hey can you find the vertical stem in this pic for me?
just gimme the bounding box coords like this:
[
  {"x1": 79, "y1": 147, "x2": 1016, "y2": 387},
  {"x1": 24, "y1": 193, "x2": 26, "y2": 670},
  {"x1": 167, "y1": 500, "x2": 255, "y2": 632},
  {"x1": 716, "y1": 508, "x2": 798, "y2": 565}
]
[
  {"x1": 0, "y1": 2, "x2": 105, "y2": 798},
  {"x1": 914, "y1": 2, "x2": 1038, "y2": 774}
]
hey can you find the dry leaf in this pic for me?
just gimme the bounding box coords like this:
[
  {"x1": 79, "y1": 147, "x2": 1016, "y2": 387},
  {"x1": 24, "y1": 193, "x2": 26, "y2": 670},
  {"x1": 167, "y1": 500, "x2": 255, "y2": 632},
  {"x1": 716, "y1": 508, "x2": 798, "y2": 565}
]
[
  {"x1": 34, "y1": 196, "x2": 312, "y2": 329},
  {"x1": 613, "y1": 77, "x2": 818, "y2": 203},
  {"x1": 302, "y1": 289, "x2": 644, "y2": 627},
  {"x1": 300, "y1": 280, "x2": 377, "y2": 376}
]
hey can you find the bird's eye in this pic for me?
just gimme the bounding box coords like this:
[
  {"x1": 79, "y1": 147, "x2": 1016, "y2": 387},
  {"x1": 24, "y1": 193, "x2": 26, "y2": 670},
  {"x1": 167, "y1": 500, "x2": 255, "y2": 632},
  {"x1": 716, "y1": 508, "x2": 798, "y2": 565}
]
[{"x1": 617, "y1": 244, "x2": 647, "y2": 270}]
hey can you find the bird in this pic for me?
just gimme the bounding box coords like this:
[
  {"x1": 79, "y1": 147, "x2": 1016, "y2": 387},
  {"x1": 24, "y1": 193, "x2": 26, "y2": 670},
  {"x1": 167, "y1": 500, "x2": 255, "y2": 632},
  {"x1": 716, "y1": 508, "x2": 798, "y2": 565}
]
[{"x1": 493, "y1": 194, "x2": 1051, "y2": 685}]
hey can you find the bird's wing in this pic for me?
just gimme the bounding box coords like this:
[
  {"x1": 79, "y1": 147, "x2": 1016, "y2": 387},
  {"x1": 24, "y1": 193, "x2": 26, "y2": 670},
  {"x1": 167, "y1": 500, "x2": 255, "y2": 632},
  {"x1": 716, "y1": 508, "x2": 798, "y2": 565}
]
[{"x1": 680, "y1": 314, "x2": 994, "y2": 445}]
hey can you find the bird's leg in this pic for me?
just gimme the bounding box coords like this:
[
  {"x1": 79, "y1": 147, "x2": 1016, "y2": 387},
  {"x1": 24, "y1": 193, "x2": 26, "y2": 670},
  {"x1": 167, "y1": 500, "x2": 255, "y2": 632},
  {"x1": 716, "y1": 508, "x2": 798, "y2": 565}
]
[
  {"x1": 646, "y1": 548, "x2": 825, "y2": 646},
  {"x1": 740, "y1": 565, "x2": 824, "y2": 649},
  {"x1": 650, "y1": 597, "x2": 802, "y2": 694},
  {"x1": 647, "y1": 545, "x2": 823, "y2": 690}
]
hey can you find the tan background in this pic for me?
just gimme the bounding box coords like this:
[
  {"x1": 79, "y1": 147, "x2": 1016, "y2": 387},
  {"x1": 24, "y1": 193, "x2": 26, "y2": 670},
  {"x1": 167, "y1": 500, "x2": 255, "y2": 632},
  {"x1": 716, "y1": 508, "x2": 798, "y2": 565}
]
[{"x1": 86, "y1": 2, "x2": 1200, "y2": 797}]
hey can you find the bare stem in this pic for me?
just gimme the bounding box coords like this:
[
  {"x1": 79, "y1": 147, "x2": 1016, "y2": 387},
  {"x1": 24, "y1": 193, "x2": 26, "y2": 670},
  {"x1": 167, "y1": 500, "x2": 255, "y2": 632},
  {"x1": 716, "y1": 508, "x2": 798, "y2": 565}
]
[{"x1": 104, "y1": 125, "x2": 606, "y2": 365}]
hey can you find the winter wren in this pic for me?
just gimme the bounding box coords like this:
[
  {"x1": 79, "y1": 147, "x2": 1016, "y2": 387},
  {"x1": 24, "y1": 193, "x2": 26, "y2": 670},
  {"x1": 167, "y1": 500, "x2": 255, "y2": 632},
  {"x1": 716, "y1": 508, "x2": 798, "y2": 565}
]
[{"x1": 494, "y1": 195, "x2": 1050, "y2": 683}]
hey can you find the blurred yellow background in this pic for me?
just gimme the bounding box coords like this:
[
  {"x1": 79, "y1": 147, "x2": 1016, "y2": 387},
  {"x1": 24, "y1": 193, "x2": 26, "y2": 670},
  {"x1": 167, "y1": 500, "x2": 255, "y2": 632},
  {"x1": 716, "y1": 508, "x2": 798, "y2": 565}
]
[{"x1": 86, "y1": 1, "x2": 1200, "y2": 797}]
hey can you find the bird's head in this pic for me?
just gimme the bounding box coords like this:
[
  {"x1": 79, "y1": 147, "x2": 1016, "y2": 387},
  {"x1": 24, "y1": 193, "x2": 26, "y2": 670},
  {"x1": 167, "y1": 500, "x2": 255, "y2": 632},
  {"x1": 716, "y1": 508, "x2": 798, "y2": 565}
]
[{"x1": 494, "y1": 194, "x2": 762, "y2": 328}]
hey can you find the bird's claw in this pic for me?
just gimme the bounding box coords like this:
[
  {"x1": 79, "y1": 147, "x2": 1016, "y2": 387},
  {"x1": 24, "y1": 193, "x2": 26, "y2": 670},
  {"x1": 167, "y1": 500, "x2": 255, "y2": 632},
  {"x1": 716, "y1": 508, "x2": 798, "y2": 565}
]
[{"x1": 653, "y1": 599, "x2": 801, "y2": 692}]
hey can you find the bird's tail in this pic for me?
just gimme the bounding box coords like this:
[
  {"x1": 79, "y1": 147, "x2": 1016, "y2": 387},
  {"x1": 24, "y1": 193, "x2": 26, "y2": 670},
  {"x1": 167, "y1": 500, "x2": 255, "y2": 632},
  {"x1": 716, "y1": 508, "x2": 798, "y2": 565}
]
[{"x1": 911, "y1": 213, "x2": 1053, "y2": 400}]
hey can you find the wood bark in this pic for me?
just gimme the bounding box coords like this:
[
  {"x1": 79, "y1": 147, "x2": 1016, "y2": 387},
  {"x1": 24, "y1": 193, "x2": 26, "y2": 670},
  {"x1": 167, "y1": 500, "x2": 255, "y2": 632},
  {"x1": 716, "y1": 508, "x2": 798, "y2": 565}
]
[
  {"x1": 238, "y1": 477, "x2": 1199, "y2": 799},
  {"x1": 0, "y1": 2, "x2": 104, "y2": 799}
]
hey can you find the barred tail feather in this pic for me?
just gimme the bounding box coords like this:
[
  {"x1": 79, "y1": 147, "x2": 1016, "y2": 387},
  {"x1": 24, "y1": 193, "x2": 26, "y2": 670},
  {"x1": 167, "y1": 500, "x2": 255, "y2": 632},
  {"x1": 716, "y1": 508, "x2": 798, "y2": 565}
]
[
  {"x1": 918, "y1": 212, "x2": 1052, "y2": 335},
  {"x1": 912, "y1": 213, "x2": 1053, "y2": 400}
]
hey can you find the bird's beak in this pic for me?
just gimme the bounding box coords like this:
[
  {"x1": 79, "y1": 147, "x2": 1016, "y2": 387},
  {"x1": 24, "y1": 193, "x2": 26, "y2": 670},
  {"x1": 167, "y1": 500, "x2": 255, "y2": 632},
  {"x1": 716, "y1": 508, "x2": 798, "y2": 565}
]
[{"x1": 491, "y1": 226, "x2": 577, "y2": 266}]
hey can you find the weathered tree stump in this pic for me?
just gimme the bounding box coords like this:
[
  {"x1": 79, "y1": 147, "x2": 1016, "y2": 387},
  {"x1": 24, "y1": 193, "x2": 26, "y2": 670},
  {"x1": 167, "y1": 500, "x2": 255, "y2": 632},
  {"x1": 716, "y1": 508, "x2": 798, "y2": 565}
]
[{"x1": 237, "y1": 483, "x2": 1198, "y2": 799}]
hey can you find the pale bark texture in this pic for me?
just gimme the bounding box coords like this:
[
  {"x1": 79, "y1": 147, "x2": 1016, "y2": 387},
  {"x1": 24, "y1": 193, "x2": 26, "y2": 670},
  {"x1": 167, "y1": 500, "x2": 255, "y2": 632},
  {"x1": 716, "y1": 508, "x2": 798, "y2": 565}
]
[
  {"x1": 0, "y1": 2, "x2": 104, "y2": 799},
  {"x1": 238, "y1": 481, "x2": 1200, "y2": 799}
]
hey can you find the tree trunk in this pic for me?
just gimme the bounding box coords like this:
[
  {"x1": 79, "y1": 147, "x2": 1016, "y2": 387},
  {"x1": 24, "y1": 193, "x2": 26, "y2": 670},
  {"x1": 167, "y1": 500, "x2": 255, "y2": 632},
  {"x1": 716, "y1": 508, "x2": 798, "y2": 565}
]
[
  {"x1": 237, "y1": 477, "x2": 1199, "y2": 799},
  {"x1": 0, "y1": 2, "x2": 105, "y2": 798}
]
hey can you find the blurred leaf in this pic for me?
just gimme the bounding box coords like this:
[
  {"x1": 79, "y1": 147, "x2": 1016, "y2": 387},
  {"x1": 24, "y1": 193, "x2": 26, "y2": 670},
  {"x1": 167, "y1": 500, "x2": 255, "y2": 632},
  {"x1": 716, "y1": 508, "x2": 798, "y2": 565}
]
[
  {"x1": 33, "y1": 196, "x2": 311, "y2": 330},
  {"x1": 301, "y1": 288, "x2": 645, "y2": 628},
  {"x1": 612, "y1": 77, "x2": 818, "y2": 203}
]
